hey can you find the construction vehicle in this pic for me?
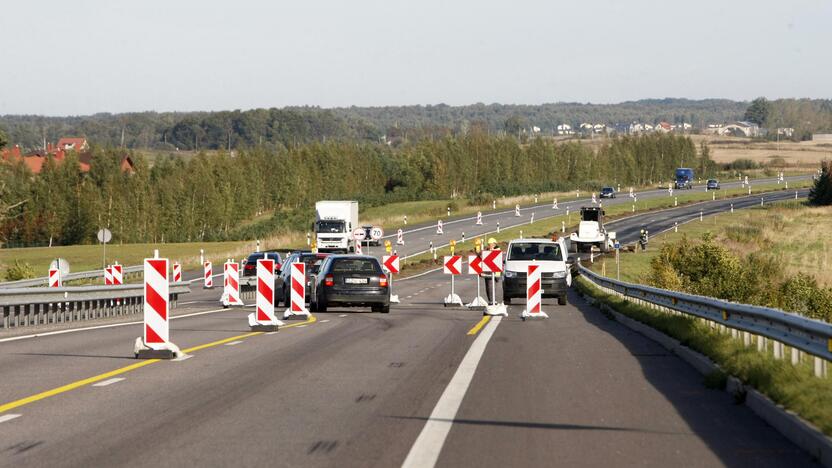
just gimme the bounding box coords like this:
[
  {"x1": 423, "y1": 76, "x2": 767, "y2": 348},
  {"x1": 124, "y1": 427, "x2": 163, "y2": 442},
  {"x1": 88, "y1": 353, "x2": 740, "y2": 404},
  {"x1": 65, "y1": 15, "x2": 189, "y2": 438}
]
[{"x1": 568, "y1": 206, "x2": 616, "y2": 253}]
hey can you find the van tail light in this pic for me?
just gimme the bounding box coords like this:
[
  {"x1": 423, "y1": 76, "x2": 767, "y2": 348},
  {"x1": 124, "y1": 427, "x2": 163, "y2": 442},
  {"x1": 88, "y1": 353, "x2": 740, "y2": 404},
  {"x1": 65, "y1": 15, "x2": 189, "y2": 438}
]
[
  {"x1": 379, "y1": 274, "x2": 388, "y2": 287},
  {"x1": 325, "y1": 274, "x2": 334, "y2": 287},
  {"x1": 244, "y1": 264, "x2": 255, "y2": 270}
]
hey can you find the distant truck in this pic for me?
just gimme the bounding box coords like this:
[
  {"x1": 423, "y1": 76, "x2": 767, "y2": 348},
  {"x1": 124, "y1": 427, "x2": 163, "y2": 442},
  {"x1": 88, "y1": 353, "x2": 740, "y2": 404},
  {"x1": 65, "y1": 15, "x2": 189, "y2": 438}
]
[
  {"x1": 569, "y1": 206, "x2": 616, "y2": 253},
  {"x1": 675, "y1": 168, "x2": 694, "y2": 189},
  {"x1": 314, "y1": 201, "x2": 359, "y2": 253}
]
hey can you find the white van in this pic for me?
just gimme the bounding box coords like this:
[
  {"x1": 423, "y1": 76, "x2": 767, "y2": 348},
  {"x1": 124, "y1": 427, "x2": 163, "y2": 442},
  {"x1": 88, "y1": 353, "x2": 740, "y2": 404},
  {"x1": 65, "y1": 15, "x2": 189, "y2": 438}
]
[{"x1": 502, "y1": 237, "x2": 572, "y2": 305}]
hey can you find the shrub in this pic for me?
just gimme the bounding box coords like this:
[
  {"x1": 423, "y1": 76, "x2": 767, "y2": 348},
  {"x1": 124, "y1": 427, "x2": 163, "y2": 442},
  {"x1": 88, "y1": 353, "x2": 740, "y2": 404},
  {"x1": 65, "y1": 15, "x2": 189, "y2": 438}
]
[
  {"x1": 5, "y1": 260, "x2": 36, "y2": 281},
  {"x1": 722, "y1": 158, "x2": 760, "y2": 171}
]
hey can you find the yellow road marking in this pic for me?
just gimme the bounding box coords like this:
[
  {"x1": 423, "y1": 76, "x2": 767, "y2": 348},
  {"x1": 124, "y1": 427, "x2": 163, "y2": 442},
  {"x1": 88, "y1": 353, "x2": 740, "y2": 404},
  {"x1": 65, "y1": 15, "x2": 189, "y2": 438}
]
[
  {"x1": 467, "y1": 316, "x2": 491, "y2": 336},
  {"x1": 0, "y1": 315, "x2": 317, "y2": 415}
]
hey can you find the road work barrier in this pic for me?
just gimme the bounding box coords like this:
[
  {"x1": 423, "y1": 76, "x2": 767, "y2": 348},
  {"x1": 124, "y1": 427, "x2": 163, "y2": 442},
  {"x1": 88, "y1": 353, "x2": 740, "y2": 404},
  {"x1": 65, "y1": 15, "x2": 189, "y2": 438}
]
[
  {"x1": 397, "y1": 228, "x2": 405, "y2": 245},
  {"x1": 476, "y1": 211, "x2": 483, "y2": 225},
  {"x1": 48, "y1": 268, "x2": 61, "y2": 288},
  {"x1": 515, "y1": 204, "x2": 521, "y2": 217},
  {"x1": 436, "y1": 220, "x2": 443, "y2": 235},
  {"x1": 172, "y1": 262, "x2": 182, "y2": 283},
  {"x1": 443, "y1": 255, "x2": 463, "y2": 307},
  {"x1": 284, "y1": 262, "x2": 310, "y2": 319},
  {"x1": 222, "y1": 260, "x2": 243, "y2": 307},
  {"x1": 204, "y1": 261, "x2": 213, "y2": 289},
  {"x1": 249, "y1": 258, "x2": 282, "y2": 331},
  {"x1": 579, "y1": 263, "x2": 831, "y2": 378},
  {"x1": 0, "y1": 265, "x2": 143, "y2": 289},
  {"x1": 135, "y1": 257, "x2": 180, "y2": 359},
  {"x1": 383, "y1": 255, "x2": 400, "y2": 303},
  {"x1": 104, "y1": 266, "x2": 113, "y2": 286},
  {"x1": 520, "y1": 264, "x2": 548, "y2": 320},
  {"x1": 112, "y1": 264, "x2": 123, "y2": 285}
]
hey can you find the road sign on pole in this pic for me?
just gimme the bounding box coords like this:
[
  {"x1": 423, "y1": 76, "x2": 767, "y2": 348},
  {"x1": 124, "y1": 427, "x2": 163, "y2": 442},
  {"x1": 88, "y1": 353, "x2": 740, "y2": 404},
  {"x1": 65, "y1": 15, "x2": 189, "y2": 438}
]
[
  {"x1": 443, "y1": 255, "x2": 463, "y2": 307},
  {"x1": 383, "y1": 255, "x2": 400, "y2": 304},
  {"x1": 370, "y1": 226, "x2": 384, "y2": 241},
  {"x1": 284, "y1": 262, "x2": 311, "y2": 319},
  {"x1": 482, "y1": 249, "x2": 508, "y2": 317},
  {"x1": 97, "y1": 228, "x2": 112, "y2": 269},
  {"x1": 465, "y1": 255, "x2": 487, "y2": 309},
  {"x1": 249, "y1": 259, "x2": 283, "y2": 331},
  {"x1": 352, "y1": 228, "x2": 366, "y2": 241}
]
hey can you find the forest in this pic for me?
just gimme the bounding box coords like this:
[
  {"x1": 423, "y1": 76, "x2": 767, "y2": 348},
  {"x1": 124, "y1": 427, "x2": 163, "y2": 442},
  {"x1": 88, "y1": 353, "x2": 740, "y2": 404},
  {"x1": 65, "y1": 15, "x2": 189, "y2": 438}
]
[{"x1": 0, "y1": 132, "x2": 709, "y2": 247}]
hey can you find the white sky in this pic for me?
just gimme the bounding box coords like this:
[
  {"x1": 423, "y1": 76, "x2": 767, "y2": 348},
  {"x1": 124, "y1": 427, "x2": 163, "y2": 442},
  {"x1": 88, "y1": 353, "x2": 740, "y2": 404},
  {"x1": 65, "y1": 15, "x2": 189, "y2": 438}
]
[{"x1": 0, "y1": 0, "x2": 830, "y2": 115}]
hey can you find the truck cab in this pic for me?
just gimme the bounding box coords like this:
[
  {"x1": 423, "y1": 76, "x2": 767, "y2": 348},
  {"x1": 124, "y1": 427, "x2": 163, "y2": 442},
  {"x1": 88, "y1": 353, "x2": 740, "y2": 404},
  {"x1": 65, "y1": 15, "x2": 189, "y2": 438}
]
[
  {"x1": 675, "y1": 168, "x2": 694, "y2": 190},
  {"x1": 314, "y1": 201, "x2": 359, "y2": 253}
]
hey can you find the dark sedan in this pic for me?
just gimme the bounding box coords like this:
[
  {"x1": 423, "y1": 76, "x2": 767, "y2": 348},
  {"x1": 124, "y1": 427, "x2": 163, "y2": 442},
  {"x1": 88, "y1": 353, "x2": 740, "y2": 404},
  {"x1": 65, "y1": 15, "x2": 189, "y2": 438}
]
[
  {"x1": 599, "y1": 186, "x2": 616, "y2": 198},
  {"x1": 275, "y1": 252, "x2": 330, "y2": 306},
  {"x1": 310, "y1": 255, "x2": 390, "y2": 313},
  {"x1": 242, "y1": 252, "x2": 282, "y2": 277},
  {"x1": 706, "y1": 179, "x2": 720, "y2": 190}
]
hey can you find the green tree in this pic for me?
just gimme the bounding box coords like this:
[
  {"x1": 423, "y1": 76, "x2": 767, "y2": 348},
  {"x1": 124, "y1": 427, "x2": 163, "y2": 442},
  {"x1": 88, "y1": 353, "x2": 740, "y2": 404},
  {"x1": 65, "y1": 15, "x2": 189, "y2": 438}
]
[
  {"x1": 808, "y1": 161, "x2": 832, "y2": 205},
  {"x1": 743, "y1": 97, "x2": 770, "y2": 126},
  {"x1": 0, "y1": 128, "x2": 7, "y2": 149},
  {"x1": 503, "y1": 115, "x2": 525, "y2": 136}
]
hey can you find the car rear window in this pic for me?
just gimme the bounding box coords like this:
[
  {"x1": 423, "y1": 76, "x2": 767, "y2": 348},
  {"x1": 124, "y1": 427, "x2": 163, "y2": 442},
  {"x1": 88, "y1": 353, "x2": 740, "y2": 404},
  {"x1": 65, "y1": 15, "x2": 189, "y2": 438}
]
[
  {"x1": 332, "y1": 259, "x2": 379, "y2": 273},
  {"x1": 508, "y1": 242, "x2": 563, "y2": 261}
]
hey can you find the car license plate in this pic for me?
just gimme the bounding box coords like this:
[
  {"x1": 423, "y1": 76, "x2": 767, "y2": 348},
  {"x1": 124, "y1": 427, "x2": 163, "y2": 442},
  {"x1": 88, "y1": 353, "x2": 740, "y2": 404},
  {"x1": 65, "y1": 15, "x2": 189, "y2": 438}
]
[{"x1": 345, "y1": 278, "x2": 368, "y2": 284}]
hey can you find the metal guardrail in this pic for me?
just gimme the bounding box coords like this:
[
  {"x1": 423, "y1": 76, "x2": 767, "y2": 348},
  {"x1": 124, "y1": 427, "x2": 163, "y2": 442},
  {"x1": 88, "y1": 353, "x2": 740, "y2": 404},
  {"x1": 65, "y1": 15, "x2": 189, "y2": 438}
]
[
  {"x1": 578, "y1": 263, "x2": 832, "y2": 375},
  {"x1": 0, "y1": 282, "x2": 191, "y2": 330},
  {"x1": 0, "y1": 265, "x2": 144, "y2": 289}
]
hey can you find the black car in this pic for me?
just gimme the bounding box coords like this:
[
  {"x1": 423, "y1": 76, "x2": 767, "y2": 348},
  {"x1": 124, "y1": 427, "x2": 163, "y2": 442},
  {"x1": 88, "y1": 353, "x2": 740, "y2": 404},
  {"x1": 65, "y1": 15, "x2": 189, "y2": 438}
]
[
  {"x1": 241, "y1": 252, "x2": 283, "y2": 277},
  {"x1": 275, "y1": 252, "x2": 330, "y2": 306},
  {"x1": 599, "y1": 186, "x2": 616, "y2": 198},
  {"x1": 706, "y1": 179, "x2": 720, "y2": 190},
  {"x1": 310, "y1": 255, "x2": 390, "y2": 313}
]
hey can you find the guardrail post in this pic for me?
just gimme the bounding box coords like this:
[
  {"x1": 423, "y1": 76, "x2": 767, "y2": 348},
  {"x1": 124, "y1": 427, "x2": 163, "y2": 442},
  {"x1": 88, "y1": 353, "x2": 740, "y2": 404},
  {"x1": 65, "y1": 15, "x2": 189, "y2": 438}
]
[
  {"x1": 757, "y1": 335, "x2": 766, "y2": 352},
  {"x1": 791, "y1": 348, "x2": 800, "y2": 366},
  {"x1": 743, "y1": 331, "x2": 751, "y2": 347},
  {"x1": 774, "y1": 341, "x2": 784, "y2": 360},
  {"x1": 815, "y1": 358, "x2": 828, "y2": 378},
  {"x1": 2, "y1": 307, "x2": 7, "y2": 329}
]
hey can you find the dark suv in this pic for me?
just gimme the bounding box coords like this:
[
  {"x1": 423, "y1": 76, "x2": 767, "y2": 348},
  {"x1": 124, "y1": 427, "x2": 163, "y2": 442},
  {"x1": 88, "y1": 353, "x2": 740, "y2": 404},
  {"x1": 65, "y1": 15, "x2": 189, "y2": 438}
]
[
  {"x1": 706, "y1": 179, "x2": 720, "y2": 190},
  {"x1": 275, "y1": 252, "x2": 330, "y2": 306},
  {"x1": 242, "y1": 252, "x2": 282, "y2": 277},
  {"x1": 310, "y1": 255, "x2": 390, "y2": 313},
  {"x1": 599, "y1": 186, "x2": 616, "y2": 198}
]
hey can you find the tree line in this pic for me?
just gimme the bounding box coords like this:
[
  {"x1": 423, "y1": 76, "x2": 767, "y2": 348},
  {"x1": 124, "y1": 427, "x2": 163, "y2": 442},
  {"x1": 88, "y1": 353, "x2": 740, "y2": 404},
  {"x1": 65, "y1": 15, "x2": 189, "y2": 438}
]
[{"x1": 0, "y1": 133, "x2": 711, "y2": 247}]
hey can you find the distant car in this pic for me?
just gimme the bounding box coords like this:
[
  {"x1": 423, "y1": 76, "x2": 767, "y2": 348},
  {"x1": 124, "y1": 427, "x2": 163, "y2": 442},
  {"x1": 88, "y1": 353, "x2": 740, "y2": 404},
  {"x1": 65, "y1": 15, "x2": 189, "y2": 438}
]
[
  {"x1": 706, "y1": 179, "x2": 720, "y2": 190},
  {"x1": 599, "y1": 187, "x2": 616, "y2": 199},
  {"x1": 310, "y1": 255, "x2": 390, "y2": 313},
  {"x1": 361, "y1": 225, "x2": 380, "y2": 247},
  {"x1": 275, "y1": 252, "x2": 330, "y2": 306},
  {"x1": 241, "y1": 252, "x2": 282, "y2": 277}
]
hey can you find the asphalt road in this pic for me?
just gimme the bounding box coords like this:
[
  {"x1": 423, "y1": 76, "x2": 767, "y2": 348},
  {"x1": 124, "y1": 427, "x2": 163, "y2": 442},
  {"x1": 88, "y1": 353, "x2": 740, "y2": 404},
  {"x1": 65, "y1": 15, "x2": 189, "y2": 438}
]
[{"x1": 0, "y1": 184, "x2": 819, "y2": 467}]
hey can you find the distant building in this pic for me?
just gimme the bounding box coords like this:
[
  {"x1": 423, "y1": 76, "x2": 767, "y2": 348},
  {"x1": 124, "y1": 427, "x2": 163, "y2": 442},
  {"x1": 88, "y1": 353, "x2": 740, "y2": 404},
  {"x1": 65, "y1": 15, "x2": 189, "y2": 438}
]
[
  {"x1": 1, "y1": 138, "x2": 134, "y2": 175},
  {"x1": 813, "y1": 133, "x2": 832, "y2": 142},
  {"x1": 720, "y1": 121, "x2": 760, "y2": 137},
  {"x1": 556, "y1": 124, "x2": 574, "y2": 135},
  {"x1": 655, "y1": 122, "x2": 672, "y2": 133},
  {"x1": 776, "y1": 128, "x2": 794, "y2": 138}
]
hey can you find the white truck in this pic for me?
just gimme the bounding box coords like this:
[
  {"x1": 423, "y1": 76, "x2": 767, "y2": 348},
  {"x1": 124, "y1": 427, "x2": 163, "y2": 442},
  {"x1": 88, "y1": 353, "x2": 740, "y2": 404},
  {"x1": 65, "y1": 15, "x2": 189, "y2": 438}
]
[
  {"x1": 314, "y1": 201, "x2": 359, "y2": 253},
  {"x1": 569, "y1": 206, "x2": 616, "y2": 253}
]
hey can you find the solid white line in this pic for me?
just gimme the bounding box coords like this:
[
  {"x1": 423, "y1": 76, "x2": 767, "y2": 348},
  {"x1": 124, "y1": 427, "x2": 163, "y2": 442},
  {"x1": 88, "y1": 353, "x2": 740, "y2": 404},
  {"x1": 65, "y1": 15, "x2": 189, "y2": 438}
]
[
  {"x1": 339, "y1": 314, "x2": 348, "y2": 317},
  {"x1": 224, "y1": 341, "x2": 243, "y2": 346},
  {"x1": 0, "y1": 414, "x2": 22, "y2": 424},
  {"x1": 172, "y1": 354, "x2": 193, "y2": 361},
  {"x1": 0, "y1": 308, "x2": 231, "y2": 344},
  {"x1": 320, "y1": 319, "x2": 330, "y2": 323},
  {"x1": 265, "y1": 331, "x2": 278, "y2": 335},
  {"x1": 402, "y1": 316, "x2": 503, "y2": 468},
  {"x1": 297, "y1": 325, "x2": 308, "y2": 328},
  {"x1": 92, "y1": 377, "x2": 125, "y2": 387}
]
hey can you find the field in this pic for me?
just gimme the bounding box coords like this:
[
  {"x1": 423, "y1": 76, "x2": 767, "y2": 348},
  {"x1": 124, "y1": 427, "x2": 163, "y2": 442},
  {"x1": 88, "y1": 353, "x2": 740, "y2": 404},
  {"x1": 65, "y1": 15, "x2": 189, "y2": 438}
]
[
  {"x1": 690, "y1": 135, "x2": 832, "y2": 167},
  {"x1": 592, "y1": 200, "x2": 832, "y2": 287}
]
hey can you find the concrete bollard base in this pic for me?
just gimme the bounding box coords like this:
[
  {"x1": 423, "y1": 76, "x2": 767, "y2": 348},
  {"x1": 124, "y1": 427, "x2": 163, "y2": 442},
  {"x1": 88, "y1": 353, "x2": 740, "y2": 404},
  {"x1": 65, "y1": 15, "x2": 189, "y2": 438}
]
[{"x1": 134, "y1": 337, "x2": 179, "y2": 359}]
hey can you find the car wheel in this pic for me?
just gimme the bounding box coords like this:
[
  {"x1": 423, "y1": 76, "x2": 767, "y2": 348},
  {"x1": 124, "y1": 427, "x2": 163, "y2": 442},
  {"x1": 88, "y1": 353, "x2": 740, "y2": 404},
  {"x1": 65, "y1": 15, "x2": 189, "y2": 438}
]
[
  {"x1": 317, "y1": 298, "x2": 327, "y2": 313},
  {"x1": 380, "y1": 304, "x2": 390, "y2": 314},
  {"x1": 558, "y1": 295, "x2": 568, "y2": 306}
]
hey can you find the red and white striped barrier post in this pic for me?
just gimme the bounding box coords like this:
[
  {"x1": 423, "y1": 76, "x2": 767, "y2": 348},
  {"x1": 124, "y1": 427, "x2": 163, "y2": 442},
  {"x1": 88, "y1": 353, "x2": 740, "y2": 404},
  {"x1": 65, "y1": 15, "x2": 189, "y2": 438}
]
[
  {"x1": 135, "y1": 257, "x2": 180, "y2": 359},
  {"x1": 515, "y1": 204, "x2": 521, "y2": 217},
  {"x1": 355, "y1": 240, "x2": 363, "y2": 255},
  {"x1": 476, "y1": 211, "x2": 483, "y2": 225},
  {"x1": 112, "y1": 263, "x2": 123, "y2": 285},
  {"x1": 203, "y1": 261, "x2": 213, "y2": 289},
  {"x1": 222, "y1": 260, "x2": 243, "y2": 307},
  {"x1": 553, "y1": 198, "x2": 558, "y2": 209},
  {"x1": 436, "y1": 220, "x2": 443, "y2": 235},
  {"x1": 396, "y1": 228, "x2": 405, "y2": 245},
  {"x1": 284, "y1": 262, "x2": 310, "y2": 319},
  {"x1": 104, "y1": 266, "x2": 113, "y2": 285},
  {"x1": 172, "y1": 262, "x2": 182, "y2": 283},
  {"x1": 521, "y1": 264, "x2": 548, "y2": 319},
  {"x1": 443, "y1": 255, "x2": 463, "y2": 307},
  {"x1": 48, "y1": 268, "x2": 61, "y2": 288},
  {"x1": 249, "y1": 258, "x2": 283, "y2": 330}
]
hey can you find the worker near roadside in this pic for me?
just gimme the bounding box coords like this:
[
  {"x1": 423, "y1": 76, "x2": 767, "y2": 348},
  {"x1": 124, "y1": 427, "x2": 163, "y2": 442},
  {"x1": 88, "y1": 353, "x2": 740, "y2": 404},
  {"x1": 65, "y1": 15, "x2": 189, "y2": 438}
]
[
  {"x1": 639, "y1": 229, "x2": 649, "y2": 251},
  {"x1": 482, "y1": 237, "x2": 501, "y2": 303}
]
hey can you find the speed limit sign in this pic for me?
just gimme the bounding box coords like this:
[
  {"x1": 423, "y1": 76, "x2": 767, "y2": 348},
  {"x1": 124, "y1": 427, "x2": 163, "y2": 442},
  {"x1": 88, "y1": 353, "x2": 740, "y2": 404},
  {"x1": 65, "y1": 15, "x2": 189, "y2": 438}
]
[
  {"x1": 352, "y1": 228, "x2": 366, "y2": 241},
  {"x1": 370, "y1": 226, "x2": 384, "y2": 241}
]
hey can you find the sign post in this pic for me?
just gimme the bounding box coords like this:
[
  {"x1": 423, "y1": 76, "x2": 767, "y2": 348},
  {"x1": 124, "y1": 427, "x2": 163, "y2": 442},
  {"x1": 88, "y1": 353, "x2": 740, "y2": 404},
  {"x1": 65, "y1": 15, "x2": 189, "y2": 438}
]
[
  {"x1": 97, "y1": 228, "x2": 112, "y2": 270},
  {"x1": 443, "y1": 255, "x2": 463, "y2": 307},
  {"x1": 465, "y1": 254, "x2": 487, "y2": 309},
  {"x1": 482, "y1": 250, "x2": 507, "y2": 316}
]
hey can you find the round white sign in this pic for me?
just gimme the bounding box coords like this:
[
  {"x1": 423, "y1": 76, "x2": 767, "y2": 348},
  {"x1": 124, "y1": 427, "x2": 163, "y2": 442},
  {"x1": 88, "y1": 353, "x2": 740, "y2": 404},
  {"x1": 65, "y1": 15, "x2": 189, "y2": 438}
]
[
  {"x1": 97, "y1": 228, "x2": 112, "y2": 243},
  {"x1": 352, "y1": 228, "x2": 367, "y2": 241},
  {"x1": 50, "y1": 258, "x2": 71, "y2": 276},
  {"x1": 370, "y1": 226, "x2": 384, "y2": 241}
]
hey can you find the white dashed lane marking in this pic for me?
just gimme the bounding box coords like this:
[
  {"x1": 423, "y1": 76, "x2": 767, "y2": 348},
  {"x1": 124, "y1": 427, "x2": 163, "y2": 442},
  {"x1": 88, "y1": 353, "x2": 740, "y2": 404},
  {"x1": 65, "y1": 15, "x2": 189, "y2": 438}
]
[
  {"x1": 0, "y1": 414, "x2": 21, "y2": 424},
  {"x1": 92, "y1": 378, "x2": 125, "y2": 387},
  {"x1": 224, "y1": 341, "x2": 243, "y2": 346}
]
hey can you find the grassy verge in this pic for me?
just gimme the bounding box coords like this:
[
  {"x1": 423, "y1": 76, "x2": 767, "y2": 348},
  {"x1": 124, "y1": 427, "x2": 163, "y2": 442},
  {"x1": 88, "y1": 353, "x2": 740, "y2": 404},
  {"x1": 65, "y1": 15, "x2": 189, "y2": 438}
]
[{"x1": 575, "y1": 276, "x2": 832, "y2": 436}]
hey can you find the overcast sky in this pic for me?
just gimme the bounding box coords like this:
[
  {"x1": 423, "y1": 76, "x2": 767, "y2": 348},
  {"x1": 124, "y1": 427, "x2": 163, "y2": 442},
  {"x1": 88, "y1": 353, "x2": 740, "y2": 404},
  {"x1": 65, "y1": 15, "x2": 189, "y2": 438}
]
[{"x1": 1, "y1": 0, "x2": 830, "y2": 116}]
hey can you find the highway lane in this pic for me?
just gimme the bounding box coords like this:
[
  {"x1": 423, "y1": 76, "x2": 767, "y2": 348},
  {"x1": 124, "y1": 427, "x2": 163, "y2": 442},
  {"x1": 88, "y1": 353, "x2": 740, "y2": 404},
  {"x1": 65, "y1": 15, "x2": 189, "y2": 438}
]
[{"x1": 0, "y1": 191, "x2": 819, "y2": 467}]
